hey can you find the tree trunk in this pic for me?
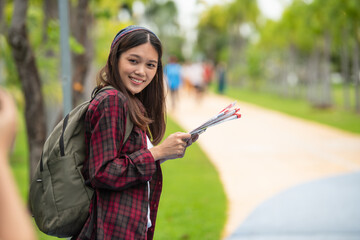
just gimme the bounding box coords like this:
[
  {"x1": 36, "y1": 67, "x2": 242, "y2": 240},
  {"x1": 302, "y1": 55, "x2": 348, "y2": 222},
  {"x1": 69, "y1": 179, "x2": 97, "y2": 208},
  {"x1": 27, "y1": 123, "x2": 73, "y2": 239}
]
[
  {"x1": 286, "y1": 44, "x2": 298, "y2": 98},
  {"x1": 70, "y1": 0, "x2": 92, "y2": 106},
  {"x1": 320, "y1": 31, "x2": 332, "y2": 108},
  {"x1": 0, "y1": 0, "x2": 5, "y2": 34},
  {"x1": 42, "y1": 0, "x2": 58, "y2": 56},
  {"x1": 340, "y1": 28, "x2": 351, "y2": 110},
  {"x1": 228, "y1": 24, "x2": 244, "y2": 87},
  {"x1": 282, "y1": 50, "x2": 290, "y2": 97},
  {"x1": 7, "y1": 0, "x2": 46, "y2": 181},
  {"x1": 353, "y1": 38, "x2": 360, "y2": 113},
  {"x1": 307, "y1": 47, "x2": 320, "y2": 106}
]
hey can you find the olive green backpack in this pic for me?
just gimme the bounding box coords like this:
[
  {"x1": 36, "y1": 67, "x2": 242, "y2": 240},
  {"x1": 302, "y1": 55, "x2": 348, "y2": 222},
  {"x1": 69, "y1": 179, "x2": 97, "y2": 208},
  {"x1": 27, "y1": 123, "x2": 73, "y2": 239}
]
[{"x1": 29, "y1": 87, "x2": 133, "y2": 238}]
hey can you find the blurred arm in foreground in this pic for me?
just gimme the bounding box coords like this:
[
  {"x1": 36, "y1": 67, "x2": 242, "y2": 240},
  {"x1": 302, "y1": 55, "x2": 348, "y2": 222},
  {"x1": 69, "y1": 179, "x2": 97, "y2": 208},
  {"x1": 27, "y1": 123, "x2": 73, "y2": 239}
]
[{"x1": 0, "y1": 88, "x2": 36, "y2": 240}]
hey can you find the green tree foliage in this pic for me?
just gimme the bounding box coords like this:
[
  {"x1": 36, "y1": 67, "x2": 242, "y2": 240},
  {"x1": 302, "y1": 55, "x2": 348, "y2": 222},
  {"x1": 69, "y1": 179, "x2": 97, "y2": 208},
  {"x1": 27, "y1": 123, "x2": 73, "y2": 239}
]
[
  {"x1": 196, "y1": 0, "x2": 360, "y2": 112},
  {"x1": 197, "y1": 4, "x2": 230, "y2": 62},
  {"x1": 196, "y1": 0, "x2": 259, "y2": 88},
  {"x1": 144, "y1": 0, "x2": 185, "y2": 61}
]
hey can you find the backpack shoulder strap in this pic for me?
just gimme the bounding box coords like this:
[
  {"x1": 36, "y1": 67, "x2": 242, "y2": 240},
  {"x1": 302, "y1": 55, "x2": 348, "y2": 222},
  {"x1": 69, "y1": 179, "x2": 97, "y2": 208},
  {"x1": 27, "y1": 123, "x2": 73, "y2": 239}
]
[
  {"x1": 91, "y1": 86, "x2": 133, "y2": 143},
  {"x1": 124, "y1": 112, "x2": 133, "y2": 144},
  {"x1": 91, "y1": 85, "x2": 115, "y2": 100}
]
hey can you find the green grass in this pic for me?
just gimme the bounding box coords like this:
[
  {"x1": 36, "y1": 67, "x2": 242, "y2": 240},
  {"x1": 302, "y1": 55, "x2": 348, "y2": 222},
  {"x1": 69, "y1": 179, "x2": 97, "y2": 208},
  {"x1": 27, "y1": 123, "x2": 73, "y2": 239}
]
[
  {"x1": 223, "y1": 86, "x2": 360, "y2": 134},
  {"x1": 11, "y1": 113, "x2": 227, "y2": 240},
  {"x1": 154, "y1": 117, "x2": 227, "y2": 240}
]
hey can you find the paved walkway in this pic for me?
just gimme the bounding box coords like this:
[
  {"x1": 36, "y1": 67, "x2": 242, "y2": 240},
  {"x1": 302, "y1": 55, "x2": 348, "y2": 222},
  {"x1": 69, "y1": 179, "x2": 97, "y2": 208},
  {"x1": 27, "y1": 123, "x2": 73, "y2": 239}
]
[
  {"x1": 227, "y1": 171, "x2": 360, "y2": 240},
  {"x1": 169, "y1": 90, "x2": 360, "y2": 239}
]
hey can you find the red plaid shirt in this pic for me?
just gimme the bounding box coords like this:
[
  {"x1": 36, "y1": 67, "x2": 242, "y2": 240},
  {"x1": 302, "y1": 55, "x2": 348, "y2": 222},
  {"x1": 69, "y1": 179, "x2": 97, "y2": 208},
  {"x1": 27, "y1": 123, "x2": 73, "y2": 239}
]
[{"x1": 75, "y1": 89, "x2": 163, "y2": 240}]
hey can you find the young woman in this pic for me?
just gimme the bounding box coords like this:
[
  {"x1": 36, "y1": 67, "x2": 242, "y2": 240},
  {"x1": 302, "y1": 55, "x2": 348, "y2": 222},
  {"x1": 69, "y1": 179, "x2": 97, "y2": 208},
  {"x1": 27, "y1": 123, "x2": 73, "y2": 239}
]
[{"x1": 75, "y1": 25, "x2": 198, "y2": 240}]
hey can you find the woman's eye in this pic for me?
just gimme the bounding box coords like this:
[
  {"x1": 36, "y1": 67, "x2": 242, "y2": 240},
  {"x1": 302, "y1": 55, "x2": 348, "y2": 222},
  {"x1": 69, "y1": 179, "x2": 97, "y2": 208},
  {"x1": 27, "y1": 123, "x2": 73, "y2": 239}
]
[
  {"x1": 129, "y1": 59, "x2": 137, "y2": 64},
  {"x1": 148, "y1": 63, "x2": 156, "y2": 68}
]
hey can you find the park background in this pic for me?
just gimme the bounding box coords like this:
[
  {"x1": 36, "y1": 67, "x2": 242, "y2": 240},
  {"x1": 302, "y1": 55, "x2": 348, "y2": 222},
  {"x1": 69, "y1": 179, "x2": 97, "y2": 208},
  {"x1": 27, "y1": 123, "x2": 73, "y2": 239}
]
[{"x1": 1, "y1": 0, "x2": 360, "y2": 239}]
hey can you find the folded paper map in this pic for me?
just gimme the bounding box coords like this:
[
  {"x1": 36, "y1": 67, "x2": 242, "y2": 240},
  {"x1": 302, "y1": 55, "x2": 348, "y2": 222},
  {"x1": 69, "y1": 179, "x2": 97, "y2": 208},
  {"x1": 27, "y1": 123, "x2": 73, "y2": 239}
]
[{"x1": 189, "y1": 102, "x2": 241, "y2": 136}]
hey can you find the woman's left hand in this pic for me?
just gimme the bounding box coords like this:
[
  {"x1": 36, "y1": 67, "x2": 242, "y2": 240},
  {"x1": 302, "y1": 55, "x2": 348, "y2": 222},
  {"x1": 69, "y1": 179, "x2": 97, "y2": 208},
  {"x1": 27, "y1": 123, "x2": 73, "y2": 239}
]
[
  {"x1": 150, "y1": 132, "x2": 199, "y2": 162},
  {"x1": 186, "y1": 133, "x2": 199, "y2": 147}
]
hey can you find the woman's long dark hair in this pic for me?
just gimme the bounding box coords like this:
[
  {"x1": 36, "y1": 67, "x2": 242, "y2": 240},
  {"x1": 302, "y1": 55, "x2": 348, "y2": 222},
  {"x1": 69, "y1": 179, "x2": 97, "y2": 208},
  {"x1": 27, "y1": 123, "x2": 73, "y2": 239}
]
[{"x1": 96, "y1": 29, "x2": 166, "y2": 145}]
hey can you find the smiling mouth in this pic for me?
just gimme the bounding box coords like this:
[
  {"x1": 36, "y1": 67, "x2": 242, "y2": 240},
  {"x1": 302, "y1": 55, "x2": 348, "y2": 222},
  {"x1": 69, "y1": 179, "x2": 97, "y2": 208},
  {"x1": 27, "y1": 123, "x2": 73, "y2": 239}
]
[{"x1": 130, "y1": 77, "x2": 145, "y2": 85}]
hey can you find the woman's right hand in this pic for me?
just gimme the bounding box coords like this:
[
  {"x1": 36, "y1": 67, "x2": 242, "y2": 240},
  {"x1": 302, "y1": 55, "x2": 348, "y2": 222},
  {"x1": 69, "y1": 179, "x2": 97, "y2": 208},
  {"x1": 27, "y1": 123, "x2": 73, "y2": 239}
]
[{"x1": 149, "y1": 132, "x2": 191, "y2": 162}]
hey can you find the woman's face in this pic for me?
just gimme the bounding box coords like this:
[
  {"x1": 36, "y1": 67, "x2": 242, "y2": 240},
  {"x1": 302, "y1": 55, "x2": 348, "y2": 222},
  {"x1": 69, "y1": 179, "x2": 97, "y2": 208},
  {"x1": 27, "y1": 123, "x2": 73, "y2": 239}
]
[{"x1": 118, "y1": 42, "x2": 158, "y2": 95}]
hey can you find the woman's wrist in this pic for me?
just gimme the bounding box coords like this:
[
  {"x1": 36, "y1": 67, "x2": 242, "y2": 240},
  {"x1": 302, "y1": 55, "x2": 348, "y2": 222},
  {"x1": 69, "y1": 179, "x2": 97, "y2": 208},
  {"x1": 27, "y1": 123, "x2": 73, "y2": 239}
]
[
  {"x1": 0, "y1": 150, "x2": 9, "y2": 163},
  {"x1": 149, "y1": 146, "x2": 162, "y2": 161}
]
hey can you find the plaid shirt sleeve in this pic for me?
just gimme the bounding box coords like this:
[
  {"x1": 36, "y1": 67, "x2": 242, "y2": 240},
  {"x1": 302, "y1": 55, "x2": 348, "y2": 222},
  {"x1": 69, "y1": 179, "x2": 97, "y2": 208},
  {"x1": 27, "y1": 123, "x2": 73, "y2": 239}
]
[{"x1": 85, "y1": 90, "x2": 157, "y2": 191}]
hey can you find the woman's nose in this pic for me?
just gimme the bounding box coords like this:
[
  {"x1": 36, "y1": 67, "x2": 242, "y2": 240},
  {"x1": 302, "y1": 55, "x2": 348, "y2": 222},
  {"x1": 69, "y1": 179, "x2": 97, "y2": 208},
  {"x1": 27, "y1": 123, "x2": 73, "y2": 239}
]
[{"x1": 135, "y1": 64, "x2": 145, "y2": 76}]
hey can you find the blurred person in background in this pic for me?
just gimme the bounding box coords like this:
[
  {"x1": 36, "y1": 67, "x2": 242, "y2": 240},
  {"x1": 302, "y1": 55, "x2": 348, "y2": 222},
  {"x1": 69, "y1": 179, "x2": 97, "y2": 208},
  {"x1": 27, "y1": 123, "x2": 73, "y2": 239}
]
[
  {"x1": 217, "y1": 62, "x2": 227, "y2": 94},
  {"x1": 203, "y1": 60, "x2": 214, "y2": 89},
  {"x1": 164, "y1": 56, "x2": 182, "y2": 110},
  {"x1": 188, "y1": 61, "x2": 205, "y2": 101},
  {"x1": 181, "y1": 61, "x2": 194, "y2": 94},
  {"x1": 0, "y1": 88, "x2": 37, "y2": 240}
]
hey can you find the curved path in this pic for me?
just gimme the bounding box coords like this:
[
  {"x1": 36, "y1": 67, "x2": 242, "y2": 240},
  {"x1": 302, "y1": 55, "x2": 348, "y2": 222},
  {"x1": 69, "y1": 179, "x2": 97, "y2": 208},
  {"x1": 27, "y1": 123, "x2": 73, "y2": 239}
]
[
  {"x1": 226, "y1": 171, "x2": 360, "y2": 239},
  {"x1": 169, "y1": 90, "x2": 360, "y2": 239}
]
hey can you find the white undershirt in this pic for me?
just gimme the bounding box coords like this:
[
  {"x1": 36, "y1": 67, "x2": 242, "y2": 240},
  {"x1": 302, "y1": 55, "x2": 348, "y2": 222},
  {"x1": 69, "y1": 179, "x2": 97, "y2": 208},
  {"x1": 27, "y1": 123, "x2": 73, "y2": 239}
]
[{"x1": 146, "y1": 137, "x2": 153, "y2": 229}]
